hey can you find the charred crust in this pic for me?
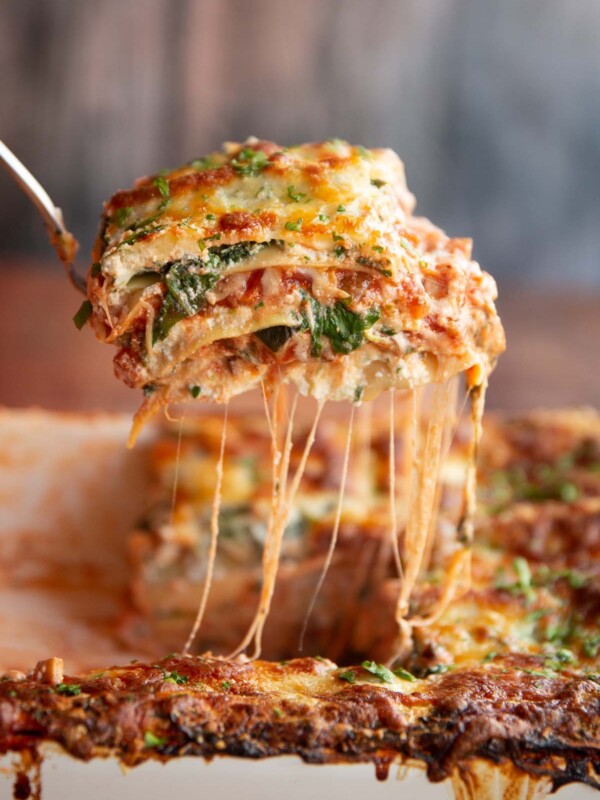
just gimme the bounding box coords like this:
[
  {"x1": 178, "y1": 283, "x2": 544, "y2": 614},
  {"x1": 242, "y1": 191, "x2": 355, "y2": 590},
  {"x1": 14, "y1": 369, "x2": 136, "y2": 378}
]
[{"x1": 1, "y1": 658, "x2": 599, "y2": 791}]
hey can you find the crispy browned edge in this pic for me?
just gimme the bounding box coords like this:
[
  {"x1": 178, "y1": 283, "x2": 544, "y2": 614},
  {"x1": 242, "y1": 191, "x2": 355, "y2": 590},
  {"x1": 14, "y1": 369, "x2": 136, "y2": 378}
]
[{"x1": 1, "y1": 654, "x2": 599, "y2": 792}]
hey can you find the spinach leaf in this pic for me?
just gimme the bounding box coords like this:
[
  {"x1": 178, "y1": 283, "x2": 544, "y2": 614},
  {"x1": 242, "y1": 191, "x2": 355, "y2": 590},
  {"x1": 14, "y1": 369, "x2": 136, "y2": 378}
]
[
  {"x1": 207, "y1": 241, "x2": 272, "y2": 267},
  {"x1": 255, "y1": 325, "x2": 295, "y2": 352},
  {"x1": 153, "y1": 258, "x2": 221, "y2": 342},
  {"x1": 322, "y1": 302, "x2": 380, "y2": 354},
  {"x1": 300, "y1": 296, "x2": 380, "y2": 356}
]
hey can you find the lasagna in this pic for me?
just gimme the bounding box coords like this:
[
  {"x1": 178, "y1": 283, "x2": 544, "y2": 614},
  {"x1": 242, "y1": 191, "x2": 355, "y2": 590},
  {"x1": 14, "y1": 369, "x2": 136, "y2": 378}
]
[
  {"x1": 1, "y1": 408, "x2": 599, "y2": 798},
  {"x1": 85, "y1": 138, "x2": 504, "y2": 440}
]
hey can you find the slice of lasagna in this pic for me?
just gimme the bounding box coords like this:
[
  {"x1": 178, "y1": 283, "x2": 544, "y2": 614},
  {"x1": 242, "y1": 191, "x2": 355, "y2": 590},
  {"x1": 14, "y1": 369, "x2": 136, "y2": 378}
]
[{"x1": 86, "y1": 139, "x2": 504, "y2": 439}]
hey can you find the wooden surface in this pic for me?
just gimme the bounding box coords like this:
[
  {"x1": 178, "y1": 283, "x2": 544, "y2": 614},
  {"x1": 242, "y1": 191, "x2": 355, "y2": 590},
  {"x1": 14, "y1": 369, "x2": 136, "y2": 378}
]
[
  {"x1": 0, "y1": 261, "x2": 598, "y2": 415},
  {"x1": 1, "y1": 0, "x2": 600, "y2": 286}
]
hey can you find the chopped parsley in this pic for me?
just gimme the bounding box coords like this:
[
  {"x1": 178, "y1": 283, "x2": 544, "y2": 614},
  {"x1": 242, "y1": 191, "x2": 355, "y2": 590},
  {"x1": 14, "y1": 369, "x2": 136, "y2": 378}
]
[
  {"x1": 56, "y1": 683, "x2": 82, "y2": 696},
  {"x1": 112, "y1": 206, "x2": 133, "y2": 226},
  {"x1": 91, "y1": 262, "x2": 102, "y2": 277},
  {"x1": 331, "y1": 232, "x2": 344, "y2": 242},
  {"x1": 205, "y1": 213, "x2": 216, "y2": 221},
  {"x1": 336, "y1": 204, "x2": 346, "y2": 213},
  {"x1": 361, "y1": 660, "x2": 395, "y2": 684},
  {"x1": 422, "y1": 664, "x2": 453, "y2": 677},
  {"x1": 318, "y1": 214, "x2": 329, "y2": 222},
  {"x1": 231, "y1": 148, "x2": 269, "y2": 176},
  {"x1": 221, "y1": 680, "x2": 232, "y2": 691},
  {"x1": 285, "y1": 219, "x2": 303, "y2": 231},
  {"x1": 287, "y1": 185, "x2": 307, "y2": 202},
  {"x1": 372, "y1": 245, "x2": 384, "y2": 253},
  {"x1": 273, "y1": 707, "x2": 283, "y2": 718},
  {"x1": 371, "y1": 179, "x2": 386, "y2": 188},
  {"x1": 495, "y1": 557, "x2": 536, "y2": 604},
  {"x1": 163, "y1": 670, "x2": 188, "y2": 685},
  {"x1": 190, "y1": 156, "x2": 217, "y2": 171},
  {"x1": 189, "y1": 385, "x2": 201, "y2": 399},
  {"x1": 120, "y1": 223, "x2": 166, "y2": 247},
  {"x1": 203, "y1": 232, "x2": 221, "y2": 242},
  {"x1": 334, "y1": 245, "x2": 346, "y2": 259},
  {"x1": 337, "y1": 670, "x2": 357, "y2": 684},
  {"x1": 144, "y1": 731, "x2": 167, "y2": 748},
  {"x1": 392, "y1": 666, "x2": 416, "y2": 682},
  {"x1": 73, "y1": 300, "x2": 93, "y2": 330},
  {"x1": 354, "y1": 385, "x2": 364, "y2": 403},
  {"x1": 535, "y1": 565, "x2": 587, "y2": 589},
  {"x1": 153, "y1": 175, "x2": 170, "y2": 199}
]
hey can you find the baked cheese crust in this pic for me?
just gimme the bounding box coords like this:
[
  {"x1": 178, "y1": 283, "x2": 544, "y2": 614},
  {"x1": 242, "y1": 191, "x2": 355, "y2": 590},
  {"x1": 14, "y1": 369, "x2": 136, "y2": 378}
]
[
  {"x1": 1, "y1": 408, "x2": 599, "y2": 796},
  {"x1": 86, "y1": 139, "x2": 504, "y2": 436}
]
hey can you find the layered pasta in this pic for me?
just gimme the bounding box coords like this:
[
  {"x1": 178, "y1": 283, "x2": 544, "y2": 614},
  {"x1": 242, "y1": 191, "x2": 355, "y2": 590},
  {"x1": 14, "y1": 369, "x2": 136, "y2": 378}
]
[{"x1": 87, "y1": 139, "x2": 504, "y2": 437}]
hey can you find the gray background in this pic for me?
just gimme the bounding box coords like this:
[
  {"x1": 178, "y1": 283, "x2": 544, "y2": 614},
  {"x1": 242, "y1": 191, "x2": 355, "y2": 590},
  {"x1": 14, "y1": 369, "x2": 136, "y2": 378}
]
[{"x1": 1, "y1": 0, "x2": 599, "y2": 286}]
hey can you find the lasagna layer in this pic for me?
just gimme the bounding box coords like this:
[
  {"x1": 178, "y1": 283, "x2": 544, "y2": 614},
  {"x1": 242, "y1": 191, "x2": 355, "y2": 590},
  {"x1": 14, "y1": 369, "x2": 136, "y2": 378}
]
[
  {"x1": 1, "y1": 409, "x2": 599, "y2": 796},
  {"x1": 125, "y1": 408, "x2": 600, "y2": 664},
  {"x1": 86, "y1": 140, "x2": 504, "y2": 434}
]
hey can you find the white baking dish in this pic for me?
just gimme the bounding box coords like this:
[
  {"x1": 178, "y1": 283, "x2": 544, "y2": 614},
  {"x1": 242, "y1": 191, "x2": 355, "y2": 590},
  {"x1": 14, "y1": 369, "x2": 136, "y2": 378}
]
[{"x1": 0, "y1": 410, "x2": 595, "y2": 799}]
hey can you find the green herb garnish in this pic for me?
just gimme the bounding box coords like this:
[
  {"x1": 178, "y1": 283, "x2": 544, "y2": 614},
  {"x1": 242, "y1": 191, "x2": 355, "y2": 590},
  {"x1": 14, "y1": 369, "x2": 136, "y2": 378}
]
[
  {"x1": 190, "y1": 156, "x2": 217, "y2": 171},
  {"x1": 285, "y1": 219, "x2": 303, "y2": 231},
  {"x1": 361, "y1": 660, "x2": 395, "y2": 684},
  {"x1": 144, "y1": 731, "x2": 167, "y2": 748},
  {"x1": 287, "y1": 185, "x2": 307, "y2": 202},
  {"x1": 153, "y1": 176, "x2": 170, "y2": 199},
  {"x1": 164, "y1": 670, "x2": 188, "y2": 685},
  {"x1": 231, "y1": 148, "x2": 269, "y2": 176},
  {"x1": 371, "y1": 179, "x2": 386, "y2": 188},
  {"x1": 392, "y1": 666, "x2": 416, "y2": 682},
  {"x1": 91, "y1": 262, "x2": 102, "y2": 277},
  {"x1": 112, "y1": 206, "x2": 133, "y2": 226},
  {"x1": 189, "y1": 385, "x2": 201, "y2": 399},
  {"x1": 221, "y1": 680, "x2": 231, "y2": 691},
  {"x1": 56, "y1": 683, "x2": 82, "y2": 696},
  {"x1": 422, "y1": 664, "x2": 453, "y2": 676},
  {"x1": 495, "y1": 557, "x2": 536, "y2": 604},
  {"x1": 336, "y1": 204, "x2": 346, "y2": 213},
  {"x1": 120, "y1": 223, "x2": 166, "y2": 247},
  {"x1": 338, "y1": 670, "x2": 357, "y2": 684},
  {"x1": 206, "y1": 213, "x2": 216, "y2": 221}
]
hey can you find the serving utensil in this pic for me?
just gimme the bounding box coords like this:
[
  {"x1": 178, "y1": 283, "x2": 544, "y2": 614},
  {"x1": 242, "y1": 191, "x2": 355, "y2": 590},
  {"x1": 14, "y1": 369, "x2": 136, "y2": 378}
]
[{"x1": 0, "y1": 140, "x2": 86, "y2": 293}]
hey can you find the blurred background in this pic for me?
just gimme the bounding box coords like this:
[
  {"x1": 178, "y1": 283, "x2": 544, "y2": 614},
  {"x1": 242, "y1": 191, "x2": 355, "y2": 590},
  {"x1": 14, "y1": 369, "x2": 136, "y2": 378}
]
[{"x1": 0, "y1": 0, "x2": 598, "y2": 411}]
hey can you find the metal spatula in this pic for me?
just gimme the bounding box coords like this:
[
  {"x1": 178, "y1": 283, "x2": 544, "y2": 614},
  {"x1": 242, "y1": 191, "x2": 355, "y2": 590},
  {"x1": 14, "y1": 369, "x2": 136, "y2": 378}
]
[{"x1": 0, "y1": 139, "x2": 86, "y2": 293}]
